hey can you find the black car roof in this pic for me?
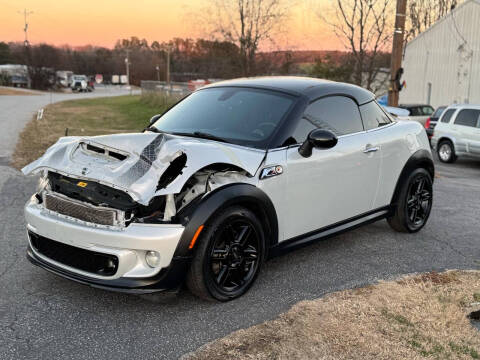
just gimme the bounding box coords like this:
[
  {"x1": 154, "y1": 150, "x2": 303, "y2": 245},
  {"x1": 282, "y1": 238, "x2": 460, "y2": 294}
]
[{"x1": 203, "y1": 76, "x2": 375, "y2": 105}]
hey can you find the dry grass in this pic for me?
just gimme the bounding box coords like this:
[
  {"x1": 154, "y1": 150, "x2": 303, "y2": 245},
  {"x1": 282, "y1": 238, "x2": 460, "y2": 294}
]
[
  {"x1": 185, "y1": 271, "x2": 480, "y2": 360},
  {"x1": 0, "y1": 87, "x2": 39, "y2": 95},
  {"x1": 11, "y1": 95, "x2": 173, "y2": 170}
]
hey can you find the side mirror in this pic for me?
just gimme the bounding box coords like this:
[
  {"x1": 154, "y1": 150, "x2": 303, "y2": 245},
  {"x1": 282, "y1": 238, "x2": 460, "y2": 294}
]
[
  {"x1": 298, "y1": 129, "x2": 338, "y2": 158},
  {"x1": 149, "y1": 114, "x2": 162, "y2": 126}
]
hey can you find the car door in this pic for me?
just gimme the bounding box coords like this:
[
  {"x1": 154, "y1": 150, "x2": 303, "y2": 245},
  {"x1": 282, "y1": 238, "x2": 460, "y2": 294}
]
[
  {"x1": 284, "y1": 96, "x2": 381, "y2": 240},
  {"x1": 454, "y1": 108, "x2": 480, "y2": 155}
]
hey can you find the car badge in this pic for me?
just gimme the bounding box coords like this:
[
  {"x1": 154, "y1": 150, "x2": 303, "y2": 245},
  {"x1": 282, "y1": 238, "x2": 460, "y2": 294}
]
[{"x1": 260, "y1": 165, "x2": 283, "y2": 179}]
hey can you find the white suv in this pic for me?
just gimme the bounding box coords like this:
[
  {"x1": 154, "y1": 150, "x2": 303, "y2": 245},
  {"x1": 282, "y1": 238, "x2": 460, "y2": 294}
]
[{"x1": 431, "y1": 104, "x2": 480, "y2": 163}]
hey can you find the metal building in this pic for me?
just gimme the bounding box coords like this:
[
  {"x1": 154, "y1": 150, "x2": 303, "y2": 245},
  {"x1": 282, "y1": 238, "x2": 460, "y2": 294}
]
[{"x1": 400, "y1": 0, "x2": 480, "y2": 108}]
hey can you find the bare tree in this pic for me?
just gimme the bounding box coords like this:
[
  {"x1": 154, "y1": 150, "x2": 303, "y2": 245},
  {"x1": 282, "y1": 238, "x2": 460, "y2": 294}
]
[
  {"x1": 207, "y1": 0, "x2": 290, "y2": 76},
  {"x1": 319, "y1": 0, "x2": 393, "y2": 92},
  {"x1": 405, "y1": 0, "x2": 464, "y2": 41}
]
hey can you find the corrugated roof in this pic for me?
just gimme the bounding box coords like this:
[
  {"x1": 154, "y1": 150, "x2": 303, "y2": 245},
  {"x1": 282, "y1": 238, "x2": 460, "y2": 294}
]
[{"x1": 406, "y1": 0, "x2": 480, "y2": 48}]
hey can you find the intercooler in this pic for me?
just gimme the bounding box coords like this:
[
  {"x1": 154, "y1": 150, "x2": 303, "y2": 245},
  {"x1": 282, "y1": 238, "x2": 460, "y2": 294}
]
[{"x1": 43, "y1": 192, "x2": 123, "y2": 226}]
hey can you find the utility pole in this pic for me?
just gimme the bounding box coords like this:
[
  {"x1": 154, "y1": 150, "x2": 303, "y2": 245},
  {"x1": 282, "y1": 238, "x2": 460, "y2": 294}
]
[
  {"x1": 125, "y1": 49, "x2": 130, "y2": 86},
  {"x1": 18, "y1": 8, "x2": 34, "y2": 46},
  {"x1": 388, "y1": 0, "x2": 407, "y2": 107},
  {"x1": 166, "y1": 48, "x2": 171, "y2": 86}
]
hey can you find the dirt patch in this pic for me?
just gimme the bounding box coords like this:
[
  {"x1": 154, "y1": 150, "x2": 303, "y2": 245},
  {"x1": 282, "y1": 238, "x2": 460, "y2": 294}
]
[
  {"x1": 0, "y1": 87, "x2": 39, "y2": 96},
  {"x1": 184, "y1": 271, "x2": 480, "y2": 360}
]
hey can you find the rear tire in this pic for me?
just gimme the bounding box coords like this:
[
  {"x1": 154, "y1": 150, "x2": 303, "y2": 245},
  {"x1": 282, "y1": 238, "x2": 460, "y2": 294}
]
[
  {"x1": 388, "y1": 168, "x2": 433, "y2": 233},
  {"x1": 437, "y1": 140, "x2": 457, "y2": 163},
  {"x1": 186, "y1": 205, "x2": 265, "y2": 301}
]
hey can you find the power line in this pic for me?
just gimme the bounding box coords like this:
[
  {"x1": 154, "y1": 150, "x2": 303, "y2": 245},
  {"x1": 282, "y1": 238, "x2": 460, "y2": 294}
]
[{"x1": 17, "y1": 8, "x2": 34, "y2": 46}]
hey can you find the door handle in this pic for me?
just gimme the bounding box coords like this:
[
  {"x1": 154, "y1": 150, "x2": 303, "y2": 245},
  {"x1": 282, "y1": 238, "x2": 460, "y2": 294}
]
[{"x1": 363, "y1": 145, "x2": 379, "y2": 153}]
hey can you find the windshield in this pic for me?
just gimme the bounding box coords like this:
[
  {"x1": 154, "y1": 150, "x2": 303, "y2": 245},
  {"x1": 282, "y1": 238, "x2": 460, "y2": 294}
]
[{"x1": 151, "y1": 87, "x2": 296, "y2": 148}]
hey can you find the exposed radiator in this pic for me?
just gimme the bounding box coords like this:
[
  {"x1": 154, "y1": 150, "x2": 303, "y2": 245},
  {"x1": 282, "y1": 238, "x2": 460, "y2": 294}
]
[{"x1": 44, "y1": 192, "x2": 122, "y2": 226}]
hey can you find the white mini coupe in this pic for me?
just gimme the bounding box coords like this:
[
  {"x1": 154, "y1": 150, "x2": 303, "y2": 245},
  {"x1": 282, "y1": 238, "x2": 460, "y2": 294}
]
[{"x1": 23, "y1": 77, "x2": 434, "y2": 301}]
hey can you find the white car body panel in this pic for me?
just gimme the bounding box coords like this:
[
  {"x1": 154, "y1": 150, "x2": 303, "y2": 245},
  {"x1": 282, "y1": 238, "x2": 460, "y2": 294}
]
[{"x1": 283, "y1": 131, "x2": 381, "y2": 239}]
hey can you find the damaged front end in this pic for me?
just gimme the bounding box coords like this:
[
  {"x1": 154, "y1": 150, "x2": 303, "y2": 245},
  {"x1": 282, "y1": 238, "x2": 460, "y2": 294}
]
[
  {"x1": 23, "y1": 132, "x2": 266, "y2": 291},
  {"x1": 24, "y1": 132, "x2": 265, "y2": 227}
]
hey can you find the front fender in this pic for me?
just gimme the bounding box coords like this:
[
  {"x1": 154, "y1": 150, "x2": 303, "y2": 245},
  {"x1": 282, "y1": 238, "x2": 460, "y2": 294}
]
[{"x1": 173, "y1": 183, "x2": 278, "y2": 257}]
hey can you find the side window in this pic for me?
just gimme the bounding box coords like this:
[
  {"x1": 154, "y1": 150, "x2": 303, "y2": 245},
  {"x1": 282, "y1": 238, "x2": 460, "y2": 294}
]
[
  {"x1": 422, "y1": 106, "x2": 434, "y2": 116},
  {"x1": 290, "y1": 118, "x2": 317, "y2": 144},
  {"x1": 409, "y1": 107, "x2": 420, "y2": 116},
  {"x1": 440, "y1": 109, "x2": 456, "y2": 123},
  {"x1": 453, "y1": 109, "x2": 480, "y2": 127},
  {"x1": 301, "y1": 96, "x2": 363, "y2": 137},
  {"x1": 360, "y1": 101, "x2": 392, "y2": 130}
]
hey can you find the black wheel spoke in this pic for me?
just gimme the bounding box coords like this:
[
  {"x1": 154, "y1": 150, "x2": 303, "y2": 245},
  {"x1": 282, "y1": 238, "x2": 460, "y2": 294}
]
[
  {"x1": 236, "y1": 225, "x2": 252, "y2": 246},
  {"x1": 415, "y1": 178, "x2": 425, "y2": 194},
  {"x1": 212, "y1": 248, "x2": 228, "y2": 260},
  {"x1": 409, "y1": 207, "x2": 417, "y2": 222},
  {"x1": 420, "y1": 190, "x2": 431, "y2": 202},
  {"x1": 407, "y1": 197, "x2": 416, "y2": 209},
  {"x1": 243, "y1": 245, "x2": 258, "y2": 260},
  {"x1": 216, "y1": 265, "x2": 230, "y2": 286}
]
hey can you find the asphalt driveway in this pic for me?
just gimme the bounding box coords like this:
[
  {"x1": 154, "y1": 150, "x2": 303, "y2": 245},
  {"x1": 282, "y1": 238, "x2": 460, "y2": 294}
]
[
  {"x1": 0, "y1": 98, "x2": 479, "y2": 358},
  {"x1": 0, "y1": 86, "x2": 137, "y2": 160}
]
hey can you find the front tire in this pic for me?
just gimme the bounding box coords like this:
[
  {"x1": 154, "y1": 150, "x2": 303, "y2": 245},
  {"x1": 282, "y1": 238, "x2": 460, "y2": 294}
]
[
  {"x1": 388, "y1": 168, "x2": 433, "y2": 233},
  {"x1": 186, "y1": 206, "x2": 265, "y2": 301},
  {"x1": 437, "y1": 140, "x2": 457, "y2": 163}
]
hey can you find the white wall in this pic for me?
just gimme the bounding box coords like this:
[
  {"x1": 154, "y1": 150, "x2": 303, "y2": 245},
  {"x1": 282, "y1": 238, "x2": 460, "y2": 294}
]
[{"x1": 400, "y1": 0, "x2": 480, "y2": 108}]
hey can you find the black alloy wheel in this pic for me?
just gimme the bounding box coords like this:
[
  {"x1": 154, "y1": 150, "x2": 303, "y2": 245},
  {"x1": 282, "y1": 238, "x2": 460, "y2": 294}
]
[
  {"x1": 208, "y1": 218, "x2": 261, "y2": 295},
  {"x1": 186, "y1": 206, "x2": 265, "y2": 301},
  {"x1": 405, "y1": 174, "x2": 432, "y2": 230},
  {"x1": 388, "y1": 168, "x2": 433, "y2": 233}
]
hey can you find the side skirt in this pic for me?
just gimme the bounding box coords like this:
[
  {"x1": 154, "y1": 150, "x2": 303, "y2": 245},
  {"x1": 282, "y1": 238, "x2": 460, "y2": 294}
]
[{"x1": 269, "y1": 206, "x2": 392, "y2": 257}]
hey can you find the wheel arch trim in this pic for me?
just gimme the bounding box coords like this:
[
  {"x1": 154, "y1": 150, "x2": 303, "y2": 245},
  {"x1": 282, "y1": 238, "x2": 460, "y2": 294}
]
[
  {"x1": 390, "y1": 149, "x2": 434, "y2": 206},
  {"x1": 174, "y1": 183, "x2": 279, "y2": 257}
]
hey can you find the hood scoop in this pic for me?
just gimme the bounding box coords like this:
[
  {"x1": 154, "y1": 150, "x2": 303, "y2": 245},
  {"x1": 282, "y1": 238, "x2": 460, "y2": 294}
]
[{"x1": 73, "y1": 141, "x2": 129, "y2": 166}]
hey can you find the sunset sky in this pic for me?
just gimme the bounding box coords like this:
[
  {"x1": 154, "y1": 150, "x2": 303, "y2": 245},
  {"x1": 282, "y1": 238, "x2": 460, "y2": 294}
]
[{"x1": 0, "y1": 0, "x2": 342, "y2": 51}]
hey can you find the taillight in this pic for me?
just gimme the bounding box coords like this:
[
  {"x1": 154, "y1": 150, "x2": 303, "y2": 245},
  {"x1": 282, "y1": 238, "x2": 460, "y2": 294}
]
[{"x1": 425, "y1": 117, "x2": 431, "y2": 129}]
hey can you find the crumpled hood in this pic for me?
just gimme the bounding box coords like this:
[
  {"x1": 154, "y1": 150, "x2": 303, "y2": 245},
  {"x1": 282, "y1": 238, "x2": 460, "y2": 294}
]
[{"x1": 22, "y1": 132, "x2": 266, "y2": 205}]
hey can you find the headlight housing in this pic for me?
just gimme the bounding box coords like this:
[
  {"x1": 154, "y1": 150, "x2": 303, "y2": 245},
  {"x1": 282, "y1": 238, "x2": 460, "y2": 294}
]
[{"x1": 36, "y1": 171, "x2": 49, "y2": 192}]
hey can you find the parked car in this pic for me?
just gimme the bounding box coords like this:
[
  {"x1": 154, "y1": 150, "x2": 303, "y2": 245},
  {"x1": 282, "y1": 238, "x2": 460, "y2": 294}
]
[
  {"x1": 431, "y1": 104, "x2": 480, "y2": 163},
  {"x1": 398, "y1": 104, "x2": 435, "y2": 126},
  {"x1": 22, "y1": 77, "x2": 434, "y2": 301},
  {"x1": 71, "y1": 75, "x2": 93, "y2": 92},
  {"x1": 424, "y1": 106, "x2": 447, "y2": 140},
  {"x1": 382, "y1": 105, "x2": 411, "y2": 121}
]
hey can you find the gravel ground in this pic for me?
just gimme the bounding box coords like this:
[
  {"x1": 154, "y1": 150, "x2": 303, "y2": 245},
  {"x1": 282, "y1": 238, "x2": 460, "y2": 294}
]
[{"x1": 0, "y1": 95, "x2": 479, "y2": 359}]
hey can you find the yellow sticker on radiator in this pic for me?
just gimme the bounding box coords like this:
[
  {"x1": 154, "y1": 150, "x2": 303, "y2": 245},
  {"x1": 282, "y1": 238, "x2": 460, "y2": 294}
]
[{"x1": 77, "y1": 181, "x2": 88, "y2": 188}]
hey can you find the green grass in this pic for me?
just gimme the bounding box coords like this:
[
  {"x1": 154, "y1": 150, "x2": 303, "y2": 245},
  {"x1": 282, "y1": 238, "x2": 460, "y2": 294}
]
[{"x1": 12, "y1": 94, "x2": 175, "y2": 169}]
